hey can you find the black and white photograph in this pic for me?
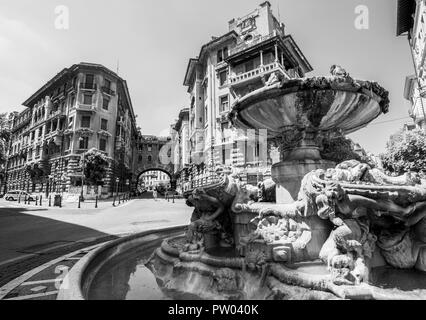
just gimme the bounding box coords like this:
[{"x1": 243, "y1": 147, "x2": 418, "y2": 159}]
[{"x1": 0, "y1": 0, "x2": 426, "y2": 307}]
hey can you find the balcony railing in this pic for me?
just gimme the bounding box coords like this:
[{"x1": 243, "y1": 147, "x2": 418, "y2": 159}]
[
  {"x1": 229, "y1": 62, "x2": 290, "y2": 86},
  {"x1": 74, "y1": 104, "x2": 96, "y2": 112},
  {"x1": 80, "y1": 83, "x2": 97, "y2": 90},
  {"x1": 101, "y1": 86, "x2": 115, "y2": 96}
]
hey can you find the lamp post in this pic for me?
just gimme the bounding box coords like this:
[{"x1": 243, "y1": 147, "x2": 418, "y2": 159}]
[{"x1": 114, "y1": 177, "x2": 119, "y2": 206}]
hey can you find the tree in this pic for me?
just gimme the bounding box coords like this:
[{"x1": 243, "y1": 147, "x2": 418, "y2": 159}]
[
  {"x1": 320, "y1": 136, "x2": 362, "y2": 163},
  {"x1": 380, "y1": 129, "x2": 426, "y2": 175},
  {"x1": 83, "y1": 148, "x2": 109, "y2": 186},
  {"x1": 0, "y1": 113, "x2": 11, "y2": 190}
]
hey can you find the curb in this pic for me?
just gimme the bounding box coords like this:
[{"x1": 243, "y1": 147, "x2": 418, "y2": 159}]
[{"x1": 57, "y1": 224, "x2": 186, "y2": 300}]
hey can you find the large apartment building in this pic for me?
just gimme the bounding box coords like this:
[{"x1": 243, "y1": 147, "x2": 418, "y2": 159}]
[
  {"x1": 5, "y1": 63, "x2": 137, "y2": 198},
  {"x1": 182, "y1": 1, "x2": 312, "y2": 184},
  {"x1": 399, "y1": 0, "x2": 426, "y2": 131}
]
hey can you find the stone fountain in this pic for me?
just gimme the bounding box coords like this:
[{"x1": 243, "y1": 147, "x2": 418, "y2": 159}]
[
  {"x1": 146, "y1": 68, "x2": 426, "y2": 300},
  {"x1": 229, "y1": 66, "x2": 390, "y2": 203}
]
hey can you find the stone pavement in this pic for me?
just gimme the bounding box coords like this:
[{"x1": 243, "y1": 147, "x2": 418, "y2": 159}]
[{"x1": 0, "y1": 197, "x2": 192, "y2": 287}]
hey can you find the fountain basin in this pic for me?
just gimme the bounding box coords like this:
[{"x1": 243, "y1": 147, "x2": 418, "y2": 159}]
[
  {"x1": 229, "y1": 77, "x2": 389, "y2": 141},
  {"x1": 57, "y1": 227, "x2": 426, "y2": 300},
  {"x1": 57, "y1": 226, "x2": 186, "y2": 300}
]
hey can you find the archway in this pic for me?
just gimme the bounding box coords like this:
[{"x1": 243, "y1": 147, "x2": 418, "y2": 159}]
[{"x1": 135, "y1": 168, "x2": 175, "y2": 196}]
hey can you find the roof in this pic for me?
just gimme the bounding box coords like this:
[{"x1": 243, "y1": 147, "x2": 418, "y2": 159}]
[
  {"x1": 22, "y1": 62, "x2": 138, "y2": 131},
  {"x1": 397, "y1": 0, "x2": 416, "y2": 36},
  {"x1": 183, "y1": 31, "x2": 239, "y2": 86}
]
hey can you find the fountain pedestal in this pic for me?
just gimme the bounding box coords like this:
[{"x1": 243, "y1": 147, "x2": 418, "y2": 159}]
[{"x1": 272, "y1": 159, "x2": 335, "y2": 203}]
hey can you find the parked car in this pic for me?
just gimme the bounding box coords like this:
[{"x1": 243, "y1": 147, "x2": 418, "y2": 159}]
[{"x1": 4, "y1": 190, "x2": 36, "y2": 201}]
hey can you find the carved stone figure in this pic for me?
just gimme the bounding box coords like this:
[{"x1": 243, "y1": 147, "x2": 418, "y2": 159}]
[{"x1": 330, "y1": 65, "x2": 350, "y2": 78}]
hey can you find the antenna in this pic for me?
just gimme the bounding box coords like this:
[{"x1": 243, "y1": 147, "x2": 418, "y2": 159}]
[
  {"x1": 277, "y1": 1, "x2": 281, "y2": 23},
  {"x1": 116, "y1": 59, "x2": 120, "y2": 74}
]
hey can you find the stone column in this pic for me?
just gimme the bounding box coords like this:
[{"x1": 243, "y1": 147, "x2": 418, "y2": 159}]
[{"x1": 271, "y1": 128, "x2": 335, "y2": 204}]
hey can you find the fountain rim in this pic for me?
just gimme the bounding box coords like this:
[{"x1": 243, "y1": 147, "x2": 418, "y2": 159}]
[
  {"x1": 228, "y1": 76, "x2": 390, "y2": 134},
  {"x1": 56, "y1": 225, "x2": 187, "y2": 300}
]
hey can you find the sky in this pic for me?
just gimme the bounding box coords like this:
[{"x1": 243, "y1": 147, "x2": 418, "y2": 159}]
[{"x1": 0, "y1": 0, "x2": 414, "y2": 154}]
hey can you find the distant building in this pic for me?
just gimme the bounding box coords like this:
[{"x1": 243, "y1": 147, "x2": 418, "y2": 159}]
[
  {"x1": 5, "y1": 63, "x2": 137, "y2": 198},
  {"x1": 398, "y1": 0, "x2": 426, "y2": 131},
  {"x1": 181, "y1": 1, "x2": 312, "y2": 185},
  {"x1": 139, "y1": 170, "x2": 171, "y2": 191}
]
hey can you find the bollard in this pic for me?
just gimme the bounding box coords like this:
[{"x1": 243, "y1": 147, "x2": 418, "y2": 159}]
[
  {"x1": 49, "y1": 195, "x2": 51, "y2": 207},
  {"x1": 24, "y1": 195, "x2": 27, "y2": 205},
  {"x1": 78, "y1": 195, "x2": 81, "y2": 209},
  {"x1": 95, "y1": 195, "x2": 98, "y2": 208},
  {"x1": 173, "y1": 194, "x2": 175, "y2": 204},
  {"x1": 18, "y1": 194, "x2": 21, "y2": 204},
  {"x1": 118, "y1": 194, "x2": 121, "y2": 205},
  {"x1": 40, "y1": 195, "x2": 42, "y2": 206}
]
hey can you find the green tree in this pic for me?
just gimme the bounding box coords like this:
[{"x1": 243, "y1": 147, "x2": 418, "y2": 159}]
[
  {"x1": 380, "y1": 129, "x2": 426, "y2": 175},
  {"x1": 83, "y1": 148, "x2": 109, "y2": 186}
]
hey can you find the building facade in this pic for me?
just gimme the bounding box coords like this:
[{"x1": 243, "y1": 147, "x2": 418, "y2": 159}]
[
  {"x1": 139, "y1": 170, "x2": 171, "y2": 191},
  {"x1": 399, "y1": 0, "x2": 426, "y2": 131},
  {"x1": 5, "y1": 63, "x2": 137, "y2": 199},
  {"x1": 181, "y1": 1, "x2": 312, "y2": 185}
]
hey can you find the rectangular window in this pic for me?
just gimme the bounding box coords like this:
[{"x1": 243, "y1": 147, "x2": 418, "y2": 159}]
[
  {"x1": 83, "y1": 94, "x2": 92, "y2": 105},
  {"x1": 220, "y1": 95, "x2": 229, "y2": 113},
  {"x1": 79, "y1": 137, "x2": 89, "y2": 149},
  {"x1": 101, "y1": 119, "x2": 108, "y2": 131},
  {"x1": 86, "y1": 74, "x2": 94, "y2": 84},
  {"x1": 104, "y1": 79, "x2": 111, "y2": 89},
  {"x1": 99, "y1": 138, "x2": 107, "y2": 151},
  {"x1": 217, "y1": 50, "x2": 223, "y2": 63},
  {"x1": 102, "y1": 97, "x2": 109, "y2": 110},
  {"x1": 81, "y1": 116, "x2": 91, "y2": 128},
  {"x1": 221, "y1": 122, "x2": 228, "y2": 143},
  {"x1": 219, "y1": 70, "x2": 228, "y2": 86},
  {"x1": 70, "y1": 95, "x2": 76, "y2": 108}
]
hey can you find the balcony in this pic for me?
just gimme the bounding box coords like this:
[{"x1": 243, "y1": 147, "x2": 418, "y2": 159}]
[
  {"x1": 74, "y1": 103, "x2": 96, "y2": 113},
  {"x1": 80, "y1": 83, "x2": 97, "y2": 90},
  {"x1": 101, "y1": 86, "x2": 115, "y2": 96},
  {"x1": 47, "y1": 109, "x2": 66, "y2": 120},
  {"x1": 229, "y1": 31, "x2": 278, "y2": 57},
  {"x1": 229, "y1": 62, "x2": 290, "y2": 87}
]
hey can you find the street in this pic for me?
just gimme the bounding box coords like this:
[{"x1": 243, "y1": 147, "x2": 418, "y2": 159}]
[{"x1": 0, "y1": 197, "x2": 192, "y2": 285}]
